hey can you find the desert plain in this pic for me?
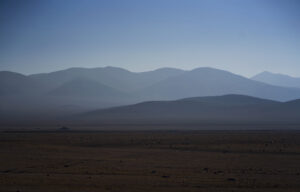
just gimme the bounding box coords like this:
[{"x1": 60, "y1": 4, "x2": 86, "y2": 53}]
[{"x1": 1, "y1": 128, "x2": 300, "y2": 192}]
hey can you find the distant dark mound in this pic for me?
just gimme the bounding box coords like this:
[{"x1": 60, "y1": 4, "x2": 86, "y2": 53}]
[
  {"x1": 178, "y1": 94, "x2": 279, "y2": 106},
  {"x1": 79, "y1": 94, "x2": 300, "y2": 124}
]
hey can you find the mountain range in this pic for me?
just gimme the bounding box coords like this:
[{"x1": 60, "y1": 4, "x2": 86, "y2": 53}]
[
  {"x1": 1, "y1": 66, "x2": 300, "y2": 126},
  {"x1": 2, "y1": 67, "x2": 300, "y2": 100}
]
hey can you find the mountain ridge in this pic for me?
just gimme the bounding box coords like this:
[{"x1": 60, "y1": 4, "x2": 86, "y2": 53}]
[
  {"x1": 2, "y1": 66, "x2": 300, "y2": 125},
  {"x1": 252, "y1": 71, "x2": 300, "y2": 88},
  {"x1": 136, "y1": 67, "x2": 300, "y2": 101}
]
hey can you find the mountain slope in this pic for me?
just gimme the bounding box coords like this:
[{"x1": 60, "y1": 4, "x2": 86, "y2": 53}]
[
  {"x1": 0, "y1": 71, "x2": 45, "y2": 96},
  {"x1": 252, "y1": 71, "x2": 300, "y2": 88},
  {"x1": 137, "y1": 67, "x2": 300, "y2": 101},
  {"x1": 25, "y1": 67, "x2": 300, "y2": 102},
  {"x1": 2, "y1": 66, "x2": 300, "y2": 125},
  {"x1": 30, "y1": 66, "x2": 185, "y2": 92},
  {"x1": 49, "y1": 78, "x2": 126, "y2": 99},
  {"x1": 80, "y1": 95, "x2": 296, "y2": 124},
  {"x1": 180, "y1": 94, "x2": 279, "y2": 106}
]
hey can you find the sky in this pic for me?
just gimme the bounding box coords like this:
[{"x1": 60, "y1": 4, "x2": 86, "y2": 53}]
[{"x1": 0, "y1": 0, "x2": 299, "y2": 77}]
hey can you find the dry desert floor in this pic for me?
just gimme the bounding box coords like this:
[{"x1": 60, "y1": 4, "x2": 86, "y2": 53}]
[{"x1": 1, "y1": 129, "x2": 300, "y2": 192}]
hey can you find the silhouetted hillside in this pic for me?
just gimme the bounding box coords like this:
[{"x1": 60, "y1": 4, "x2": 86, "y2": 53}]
[
  {"x1": 80, "y1": 94, "x2": 300, "y2": 124},
  {"x1": 179, "y1": 94, "x2": 279, "y2": 106}
]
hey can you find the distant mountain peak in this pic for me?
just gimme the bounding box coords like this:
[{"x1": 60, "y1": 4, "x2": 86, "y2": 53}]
[
  {"x1": 254, "y1": 71, "x2": 300, "y2": 79},
  {"x1": 190, "y1": 67, "x2": 240, "y2": 76},
  {"x1": 252, "y1": 71, "x2": 300, "y2": 88},
  {"x1": 102, "y1": 66, "x2": 132, "y2": 72},
  {"x1": 150, "y1": 67, "x2": 184, "y2": 72}
]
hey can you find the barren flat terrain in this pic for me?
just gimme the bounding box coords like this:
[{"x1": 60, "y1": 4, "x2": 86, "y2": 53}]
[{"x1": 1, "y1": 130, "x2": 300, "y2": 192}]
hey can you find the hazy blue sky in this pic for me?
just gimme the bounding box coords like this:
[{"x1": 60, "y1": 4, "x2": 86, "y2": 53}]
[{"x1": 0, "y1": 0, "x2": 299, "y2": 77}]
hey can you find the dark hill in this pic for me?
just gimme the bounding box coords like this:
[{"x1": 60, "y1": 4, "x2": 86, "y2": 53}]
[{"x1": 80, "y1": 95, "x2": 296, "y2": 124}]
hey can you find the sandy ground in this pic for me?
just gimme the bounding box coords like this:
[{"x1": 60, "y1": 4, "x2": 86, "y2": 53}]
[{"x1": 1, "y1": 130, "x2": 300, "y2": 192}]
